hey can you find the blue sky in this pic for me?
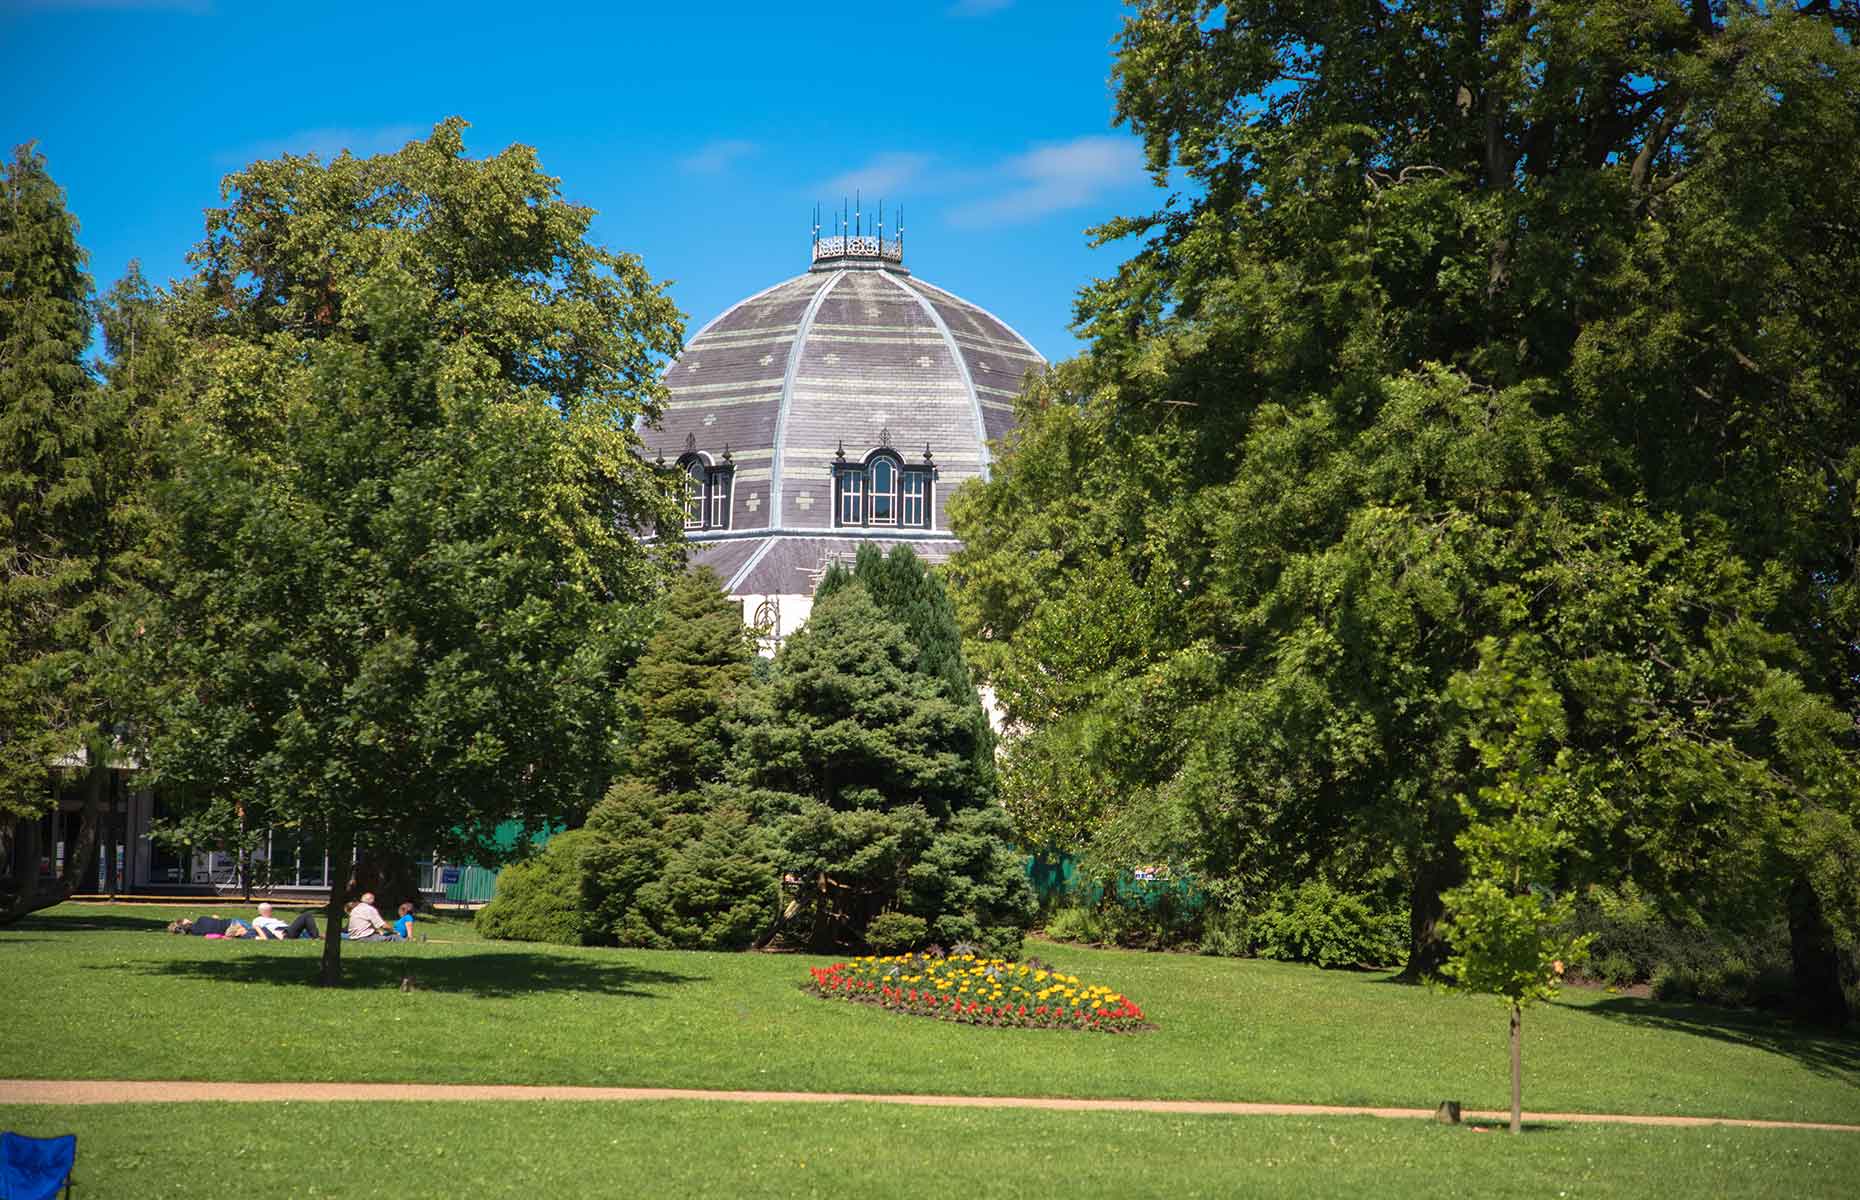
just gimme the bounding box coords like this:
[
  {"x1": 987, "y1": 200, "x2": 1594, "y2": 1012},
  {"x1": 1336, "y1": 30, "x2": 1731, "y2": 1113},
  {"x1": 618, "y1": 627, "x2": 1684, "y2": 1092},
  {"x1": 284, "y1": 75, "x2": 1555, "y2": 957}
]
[{"x1": 1, "y1": 0, "x2": 1162, "y2": 363}]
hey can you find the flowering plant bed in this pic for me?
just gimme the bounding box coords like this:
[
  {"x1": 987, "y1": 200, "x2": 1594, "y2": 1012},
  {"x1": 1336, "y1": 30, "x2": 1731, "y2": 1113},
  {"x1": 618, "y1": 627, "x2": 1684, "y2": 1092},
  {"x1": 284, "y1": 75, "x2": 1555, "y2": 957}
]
[{"x1": 807, "y1": 952, "x2": 1151, "y2": 1033}]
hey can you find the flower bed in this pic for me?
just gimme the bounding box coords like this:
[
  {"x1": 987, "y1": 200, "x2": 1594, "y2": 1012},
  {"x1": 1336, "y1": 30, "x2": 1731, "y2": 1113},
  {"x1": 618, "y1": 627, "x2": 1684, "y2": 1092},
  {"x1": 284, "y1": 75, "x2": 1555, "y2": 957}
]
[{"x1": 807, "y1": 952, "x2": 1150, "y2": 1033}]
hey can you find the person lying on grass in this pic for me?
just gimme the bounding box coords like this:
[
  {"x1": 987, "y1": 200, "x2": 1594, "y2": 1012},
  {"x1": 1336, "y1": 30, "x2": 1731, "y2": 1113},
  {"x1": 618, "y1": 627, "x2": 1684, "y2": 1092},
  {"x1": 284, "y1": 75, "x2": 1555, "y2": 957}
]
[
  {"x1": 250, "y1": 903, "x2": 321, "y2": 940},
  {"x1": 167, "y1": 907, "x2": 320, "y2": 939}
]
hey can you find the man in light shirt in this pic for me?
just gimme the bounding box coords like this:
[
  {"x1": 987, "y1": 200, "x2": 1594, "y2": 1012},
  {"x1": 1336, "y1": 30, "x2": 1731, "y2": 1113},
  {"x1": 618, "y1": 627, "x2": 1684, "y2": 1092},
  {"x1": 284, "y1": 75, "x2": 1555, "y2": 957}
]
[
  {"x1": 251, "y1": 902, "x2": 320, "y2": 940},
  {"x1": 345, "y1": 892, "x2": 393, "y2": 940}
]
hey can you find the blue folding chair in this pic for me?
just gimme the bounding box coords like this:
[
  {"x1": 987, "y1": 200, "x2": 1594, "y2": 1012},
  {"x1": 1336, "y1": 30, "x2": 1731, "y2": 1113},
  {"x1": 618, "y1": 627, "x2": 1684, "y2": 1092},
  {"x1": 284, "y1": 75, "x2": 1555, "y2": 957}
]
[{"x1": 0, "y1": 1132, "x2": 75, "y2": 1200}]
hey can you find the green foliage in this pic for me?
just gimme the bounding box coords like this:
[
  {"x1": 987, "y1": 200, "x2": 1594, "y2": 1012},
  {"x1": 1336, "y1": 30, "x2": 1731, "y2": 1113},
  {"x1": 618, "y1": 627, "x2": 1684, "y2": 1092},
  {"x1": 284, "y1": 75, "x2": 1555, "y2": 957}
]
[
  {"x1": 475, "y1": 829, "x2": 595, "y2": 946},
  {"x1": 620, "y1": 567, "x2": 758, "y2": 798},
  {"x1": 904, "y1": 806, "x2": 1037, "y2": 958},
  {"x1": 618, "y1": 805, "x2": 777, "y2": 952},
  {"x1": 736, "y1": 582, "x2": 1029, "y2": 952},
  {"x1": 816, "y1": 544, "x2": 996, "y2": 804},
  {"x1": 950, "y1": 2, "x2": 1860, "y2": 994},
  {"x1": 126, "y1": 120, "x2": 683, "y2": 979},
  {"x1": 1441, "y1": 643, "x2": 1592, "y2": 1007},
  {"x1": 1043, "y1": 905, "x2": 1110, "y2": 947},
  {"x1": 864, "y1": 911, "x2": 928, "y2": 953},
  {"x1": 1251, "y1": 882, "x2": 1408, "y2": 970},
  {"x1": 0, "y1": 142, "x2": 96, "y2": 823},
  {"x1": 581, "y1": 574, "x2": 773, "y2": 950}
]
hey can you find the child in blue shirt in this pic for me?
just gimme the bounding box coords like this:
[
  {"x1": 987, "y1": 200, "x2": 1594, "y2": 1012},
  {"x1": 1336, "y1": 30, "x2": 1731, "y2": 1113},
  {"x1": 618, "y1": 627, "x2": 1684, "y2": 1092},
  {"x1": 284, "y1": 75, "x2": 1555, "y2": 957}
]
[{"x1": 393, "y1": 902, "x2": 416, "y2": 940}]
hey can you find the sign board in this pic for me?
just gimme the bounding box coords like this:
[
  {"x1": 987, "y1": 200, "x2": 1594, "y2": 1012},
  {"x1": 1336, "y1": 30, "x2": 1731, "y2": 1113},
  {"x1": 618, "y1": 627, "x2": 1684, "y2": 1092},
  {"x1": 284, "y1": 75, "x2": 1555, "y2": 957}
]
[{"x1": 440, "y1": 867, "x2": 462, "y2": 886}]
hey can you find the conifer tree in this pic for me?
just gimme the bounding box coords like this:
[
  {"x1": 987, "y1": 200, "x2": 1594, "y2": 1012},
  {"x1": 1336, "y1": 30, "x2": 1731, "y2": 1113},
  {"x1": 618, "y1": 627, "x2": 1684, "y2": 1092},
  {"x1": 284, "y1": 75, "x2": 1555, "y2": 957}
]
[
  {"x1": 735, "y1": 582, "x2": 1031, "y2": 953},
  {"x1": 0, "y1": 143, "x2": 99, "y2": 920},
  {"x1": 816, "y1": 544, "x2": 995, "y2": 804},
  {"x1": 580, "y1": 568, "x2": 774, "y2": 949}
]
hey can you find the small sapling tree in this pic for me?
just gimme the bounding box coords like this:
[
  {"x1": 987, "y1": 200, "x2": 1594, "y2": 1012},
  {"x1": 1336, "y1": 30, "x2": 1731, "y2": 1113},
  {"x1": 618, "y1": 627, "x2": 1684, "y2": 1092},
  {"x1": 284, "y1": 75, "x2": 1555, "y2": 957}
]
[{"x1": 1439, "y1": 639, "x2": 1591, "y2": 1134}]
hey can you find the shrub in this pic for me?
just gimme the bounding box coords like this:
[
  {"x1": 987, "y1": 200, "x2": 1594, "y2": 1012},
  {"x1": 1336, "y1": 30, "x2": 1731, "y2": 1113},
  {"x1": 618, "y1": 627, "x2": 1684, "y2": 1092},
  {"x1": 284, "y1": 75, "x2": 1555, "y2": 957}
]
[
  {"x1": 476, "y1": 829, "x2": 595, "y2": 946},
  {"x1": 866, "y1": 912, "x2": 929, "y2": 953},
  {"x1": 619, "y1": 804, "x2": 779, "y2": 951},
  {"x1": 809, "y1": 952, "x2": 1150, "y2": 1033},
  {"x1": 1251, "y1": 880, "x2": 1407, "y2": 969},
  {"x1": 903, "y1": 807, "x2": 1036, "y2": 959},
  {"x1": 1043, "y1": 905, "x2": 1107, "y2": 946},
  {"x1": 1198, "y1": 905, "x2": 1251, "y2": 958}
]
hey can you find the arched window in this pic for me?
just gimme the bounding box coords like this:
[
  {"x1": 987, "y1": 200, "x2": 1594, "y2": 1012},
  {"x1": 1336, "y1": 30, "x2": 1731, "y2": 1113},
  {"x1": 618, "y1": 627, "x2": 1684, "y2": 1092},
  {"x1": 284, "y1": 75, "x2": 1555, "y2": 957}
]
[
  {"x1": 833, "y1": 448, "x2": 932, "y2": 530},
  {"x1": 682, "y1": 458, "x2": 707, "y2": 530},
  {"x1": 869, "y1": 456, "x2": 897, "y2": 526},
  {"x1": 677, "y1": 454, "x2": 732, "y2": 532}
]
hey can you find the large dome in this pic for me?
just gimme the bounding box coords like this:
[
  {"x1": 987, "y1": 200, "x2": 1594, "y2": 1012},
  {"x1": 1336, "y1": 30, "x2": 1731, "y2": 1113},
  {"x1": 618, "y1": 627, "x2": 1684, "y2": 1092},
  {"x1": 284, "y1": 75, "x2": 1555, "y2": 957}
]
[{"x1": 647, "y1": 231, "x2": 1045, "y2": 611}]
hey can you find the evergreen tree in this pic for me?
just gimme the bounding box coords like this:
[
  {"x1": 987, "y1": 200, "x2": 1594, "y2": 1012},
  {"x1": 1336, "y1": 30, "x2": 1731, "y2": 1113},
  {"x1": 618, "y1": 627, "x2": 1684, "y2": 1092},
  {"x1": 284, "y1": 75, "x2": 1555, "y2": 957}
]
[
  {"x1": 735, "y1": 582, "x2": 1030, "y2": 953},
  {"x1": 580, "y1": 568, "x2": 773, "y2": 949},
  {"x1": 622, "y1": 567, "x2": 758, "y2": 801},
  {"x1": 816, "y1": 543, "x2": 995, "y2": 804},
  {"x1": 0, "y1": 143, "x2": 102, "y2": 920}
]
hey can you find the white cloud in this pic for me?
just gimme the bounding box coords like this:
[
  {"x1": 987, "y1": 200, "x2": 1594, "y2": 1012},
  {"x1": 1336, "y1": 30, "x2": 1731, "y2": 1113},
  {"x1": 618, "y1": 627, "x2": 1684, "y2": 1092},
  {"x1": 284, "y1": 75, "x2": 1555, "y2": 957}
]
[
  {"x1": 947, "y1": 0, "x2": 1012, "y2": 15},
  {"x1": 948, "y1": 135, "x2": 1145, "y2": 226},
  {"x1": 818, "y1": 152, "x2": 934, "y2": 201},
  {"x1": 678, "y1": 138, "x2": 758, "y2": 175},
  {"x1": 216, "y1": 124, "x2": 426, "y2": 167}
]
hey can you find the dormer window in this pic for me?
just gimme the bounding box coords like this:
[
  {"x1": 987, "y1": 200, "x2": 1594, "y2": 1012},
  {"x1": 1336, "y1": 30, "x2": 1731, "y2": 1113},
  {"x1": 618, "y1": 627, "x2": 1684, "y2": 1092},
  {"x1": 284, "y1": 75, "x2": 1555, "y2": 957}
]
[
  {"x1": 833, "y1": 448, "x2": 931, "y2": 530},
  {"x1": 677, "y1": 453, "x2": 732, "y2": 532}
]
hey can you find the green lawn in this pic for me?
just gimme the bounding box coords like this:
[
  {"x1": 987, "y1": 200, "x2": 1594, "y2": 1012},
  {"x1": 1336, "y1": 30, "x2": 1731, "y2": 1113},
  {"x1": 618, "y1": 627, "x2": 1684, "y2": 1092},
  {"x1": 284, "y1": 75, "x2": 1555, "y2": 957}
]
[
  {"x1": 0, "y1": 1101, "x2": 1854, "y2": 1199},
  {"x1": 2, "y1": 904, "x2": 1856, "y2": 1126}
]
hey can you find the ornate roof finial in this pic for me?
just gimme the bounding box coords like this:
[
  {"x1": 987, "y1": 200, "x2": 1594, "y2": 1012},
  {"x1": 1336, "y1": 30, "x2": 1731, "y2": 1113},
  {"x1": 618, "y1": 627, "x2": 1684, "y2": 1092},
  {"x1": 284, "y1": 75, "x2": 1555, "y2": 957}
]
[
  {"x1": 722, "y1": 442, "x2": 733, "y2": 463},
  {"x1": 809, "y1": 197, "x2": 908, "y2": 269},
  {"x1": 923, "y1": 441, "x2": 934, "y2": 464},
  {"x1": 835, "y1": 439, "x2": 846, "y2": 462}
]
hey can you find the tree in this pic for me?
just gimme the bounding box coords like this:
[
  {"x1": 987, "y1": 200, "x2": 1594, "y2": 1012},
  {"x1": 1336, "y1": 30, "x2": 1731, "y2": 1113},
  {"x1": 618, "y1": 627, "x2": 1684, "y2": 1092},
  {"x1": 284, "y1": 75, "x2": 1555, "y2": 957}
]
[
  {"x1": 138, "y1": 119, "x2": 684, "y2": 984},
  {"x1": 580, "y1": 569, "x2": 773, "y2": 949},
  {"x1": 0, "y1": 142, "x2": 110, "y2": 922},
  {"x1": 816, "y1": 544, "x2": 996, "y2": 804},
  {"x1": 950, "y1": 2, "x2": 1860, "y2": 992},
  {"x1": 1438, "y1": 640, "x2": 1593, "y2": 1134},
  {"x1": 735, "y1": 582, "x2": 1030, "y2": 953}
]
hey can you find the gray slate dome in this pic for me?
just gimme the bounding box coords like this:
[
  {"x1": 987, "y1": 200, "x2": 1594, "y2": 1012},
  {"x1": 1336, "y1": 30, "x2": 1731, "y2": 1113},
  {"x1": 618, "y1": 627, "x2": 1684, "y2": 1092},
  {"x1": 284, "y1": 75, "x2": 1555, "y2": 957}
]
[{"x1": 648, "y1": 231, "x2": 1046, "y2": 600}]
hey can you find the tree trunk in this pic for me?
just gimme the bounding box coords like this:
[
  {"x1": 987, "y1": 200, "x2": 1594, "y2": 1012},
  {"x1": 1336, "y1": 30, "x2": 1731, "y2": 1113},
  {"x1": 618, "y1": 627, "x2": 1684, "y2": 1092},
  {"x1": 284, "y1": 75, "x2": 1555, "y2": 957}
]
[
  {"x1": 318, "y1": 828, "x2": 354, "y2": 987},
  {"x1": 0, "y1": 814, "x2": 68, "y2": 926},
  {"x1": 1787, "y1": 875, "x2": 1850, "y2": 1029},
  {"x1": 1401, "y1": 846, "x2": 1459, "y2": 980},
  {"x1": 351, "y1": 846, "x2": 421, "y2": 917},
  {"x1": 60, "y1": 758, "x2": 107, "y2": 894},
  {"x1": 1509, "y1": 1001, "x2": 1523, "y2": 1135}
]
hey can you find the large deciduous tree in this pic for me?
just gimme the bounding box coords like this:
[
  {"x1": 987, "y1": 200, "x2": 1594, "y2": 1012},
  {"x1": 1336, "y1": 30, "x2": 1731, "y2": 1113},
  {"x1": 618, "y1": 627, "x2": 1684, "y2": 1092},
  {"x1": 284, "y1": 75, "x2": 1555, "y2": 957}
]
[
  {"x1": 139, "y1": 119, "x2": 684, "y2": 984},
  {"x1": 951, "y1": 2, "x2": 1860, "y2": 1009}
]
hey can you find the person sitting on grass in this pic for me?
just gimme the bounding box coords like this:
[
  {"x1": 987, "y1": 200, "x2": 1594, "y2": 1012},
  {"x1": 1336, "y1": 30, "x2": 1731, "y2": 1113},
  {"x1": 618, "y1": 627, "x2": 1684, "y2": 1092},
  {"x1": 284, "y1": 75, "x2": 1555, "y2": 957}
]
[
  {"x1": 251, "y1": 902, "x2": 320, "y2": 940},
  {"x1": 392, "y1": 901, "x2": 416, "y2": 940},
  {"x1": 344, "y1": 891, "x2": 394, "y2": 941}
]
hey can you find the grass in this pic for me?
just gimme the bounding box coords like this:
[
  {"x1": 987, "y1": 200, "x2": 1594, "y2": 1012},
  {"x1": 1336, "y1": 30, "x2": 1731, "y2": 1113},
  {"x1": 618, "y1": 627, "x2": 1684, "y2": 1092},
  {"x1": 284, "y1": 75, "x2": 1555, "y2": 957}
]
[
  {"x1": 2, "y1": 903, "x2": 1857, "y2": 1126},
  {"x1": 0, "y1": 1101, "x2": 1855, "y2": 1199}
]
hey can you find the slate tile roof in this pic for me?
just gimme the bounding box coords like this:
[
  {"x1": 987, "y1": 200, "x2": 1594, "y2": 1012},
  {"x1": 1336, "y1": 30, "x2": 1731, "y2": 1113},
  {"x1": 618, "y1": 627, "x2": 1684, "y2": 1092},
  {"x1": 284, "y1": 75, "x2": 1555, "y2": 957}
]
[{"x1": 646, "y1": 255, "x2": 1045, "y2": 540}]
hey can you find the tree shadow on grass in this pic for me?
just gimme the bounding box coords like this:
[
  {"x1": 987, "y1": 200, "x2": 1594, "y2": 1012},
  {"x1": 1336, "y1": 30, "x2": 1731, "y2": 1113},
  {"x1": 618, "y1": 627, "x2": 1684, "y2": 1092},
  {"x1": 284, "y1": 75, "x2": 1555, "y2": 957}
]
[
  {"x1": 12, "y1": 910, "x2": 176, "y2": 934},
  {"x1": 99, "y1": 949, "x2": 707, "y2": 1000},
  {"x1": 1574, "y1": 995, "x2": 1860, "y2": 1087}
]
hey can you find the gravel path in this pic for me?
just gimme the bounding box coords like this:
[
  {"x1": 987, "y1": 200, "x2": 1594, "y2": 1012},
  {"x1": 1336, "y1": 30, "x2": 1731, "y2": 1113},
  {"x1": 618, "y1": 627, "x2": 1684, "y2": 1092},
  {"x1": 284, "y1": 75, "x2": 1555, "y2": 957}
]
[{"x1": 2, "y1": 1080, "x2": 1855, "y2": 1132}]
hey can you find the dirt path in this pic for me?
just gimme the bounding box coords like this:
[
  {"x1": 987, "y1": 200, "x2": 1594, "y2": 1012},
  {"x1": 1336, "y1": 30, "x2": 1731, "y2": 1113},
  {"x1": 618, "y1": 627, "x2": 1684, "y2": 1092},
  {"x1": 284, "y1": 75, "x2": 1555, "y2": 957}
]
[{"x1": 1, "y1": 1080, "x2": 1855, "y2": 1133}]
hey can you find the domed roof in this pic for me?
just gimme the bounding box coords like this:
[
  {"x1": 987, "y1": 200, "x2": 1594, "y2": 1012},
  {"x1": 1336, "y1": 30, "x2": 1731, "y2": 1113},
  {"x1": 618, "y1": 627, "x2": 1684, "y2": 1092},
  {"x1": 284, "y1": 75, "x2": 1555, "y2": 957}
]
[{"x1": 648, "y1": 232, "x2": 1045, "y2": 597}]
